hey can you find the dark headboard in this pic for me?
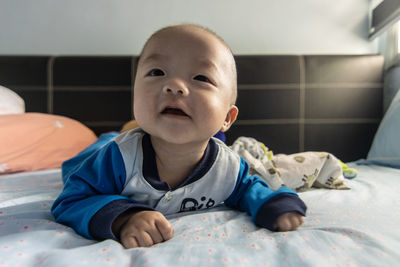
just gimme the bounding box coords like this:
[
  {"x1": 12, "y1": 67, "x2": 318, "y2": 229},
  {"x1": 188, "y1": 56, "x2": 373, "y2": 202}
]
[{"x1": 0, "y1": 55, "x2": 384, "y2": 162}]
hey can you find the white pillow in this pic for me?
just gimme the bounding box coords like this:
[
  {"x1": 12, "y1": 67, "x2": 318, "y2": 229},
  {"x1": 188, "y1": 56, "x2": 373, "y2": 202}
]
[
  {"x1": 367, "y1": 89, "x2": 400, "y2": 168},
  {"x1": 0, "y1": 85, "x2": 25, "y2": 114}
]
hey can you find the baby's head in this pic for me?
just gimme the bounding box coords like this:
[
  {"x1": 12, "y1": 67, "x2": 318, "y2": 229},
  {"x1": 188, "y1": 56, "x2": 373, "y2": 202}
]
[
  {"x1": 137, "y1": 24, "x2": 237, "y2": 102},
  {"x1": 133, "y1": 24, "x2": 238, "y2": 145}
]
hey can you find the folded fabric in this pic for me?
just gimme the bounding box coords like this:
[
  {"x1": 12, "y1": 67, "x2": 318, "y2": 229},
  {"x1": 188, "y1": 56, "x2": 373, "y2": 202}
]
[{"x1": 231, "y1": 137, "x2": 350, "y2": 191}]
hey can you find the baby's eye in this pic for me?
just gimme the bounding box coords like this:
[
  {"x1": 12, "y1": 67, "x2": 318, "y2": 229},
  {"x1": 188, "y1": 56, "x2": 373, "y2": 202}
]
[
  {"x1": 148, "y1": 69, "x2": 165, "y2": 76},
  {"x1": 194, "y1": 75, "x2": 211, "y2": 83}
]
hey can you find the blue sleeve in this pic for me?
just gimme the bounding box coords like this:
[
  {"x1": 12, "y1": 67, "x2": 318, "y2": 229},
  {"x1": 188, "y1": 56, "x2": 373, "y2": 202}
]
[
  {"x1": 60, "y1": 132, "x2": 119, "y2": 184},
  {"x1": 51, "y1": 138, "x2": 144, "y2": 239},
  {"x1": 225, "y1": 158, "x2": 307, "y2": 231}
]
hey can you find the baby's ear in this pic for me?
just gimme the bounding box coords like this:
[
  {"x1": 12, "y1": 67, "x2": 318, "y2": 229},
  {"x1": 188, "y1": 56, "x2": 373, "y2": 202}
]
[{"x1": 220, "y1": 105, "x2": 238, "y2": 132}]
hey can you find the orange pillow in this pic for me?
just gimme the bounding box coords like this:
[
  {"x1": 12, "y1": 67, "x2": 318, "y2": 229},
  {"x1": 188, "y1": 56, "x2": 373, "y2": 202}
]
[{"x1": 0, "y1": 113, "x2": 97, "y2": 174}]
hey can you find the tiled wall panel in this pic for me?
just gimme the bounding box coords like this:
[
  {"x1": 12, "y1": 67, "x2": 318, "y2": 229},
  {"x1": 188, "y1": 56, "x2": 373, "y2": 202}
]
[
  {"x1": 0, "y1": 56, "x2": 49, "y2": 113},
  {"x1": 236, "y1": 89, "x2": 300, "y2": 120},
  {"x1": 304, "y1": 123, "x2": 379, "y2": 161},
  {"x1": 52, "y1": 56, "x2": 134, "y2": 134},
  {"x1": 0, "y1": 55, "x2": 384, "y2": 161}
]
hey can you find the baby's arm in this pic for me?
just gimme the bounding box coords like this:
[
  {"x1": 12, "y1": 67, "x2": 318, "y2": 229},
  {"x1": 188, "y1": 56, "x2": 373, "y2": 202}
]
[
  {"x1": 225, "y1": 158, "x2": 307, "y2": 231},
  {"x1": 112, "y1": 210, "x2": 174, "y2": 248},
  {"x1": 52, "y1": 140, "x2": 157, "y2": 242}
]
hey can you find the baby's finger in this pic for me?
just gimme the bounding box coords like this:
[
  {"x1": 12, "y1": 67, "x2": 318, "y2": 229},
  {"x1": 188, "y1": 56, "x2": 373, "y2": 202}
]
[
  {"x1": 156, "y1": 218, "x2": 174, "y2": 241},
  {"x1": 135, "y1": 231, "x2": 155, "y2": 247},
  {"x1": 287, "y1": 213, "x2": 302, "y2": 229},
  {"x1": 121, "y1": 235, "x2": 139, "y2": 249},
  {"x1": 294, "y1": 215, "x2": 304, "y2": 227},
  {"x1": 277, "y1": 219, "x2": 291, "y2": 231},
  {"x1": 146, "y1": 227, "x2": 164, "y2": 245}
]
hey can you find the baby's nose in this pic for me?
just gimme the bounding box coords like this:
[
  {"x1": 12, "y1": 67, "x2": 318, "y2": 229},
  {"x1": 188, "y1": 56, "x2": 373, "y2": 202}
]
[{"x1": 162, "y1": 79, "x2": 189, "y2": 95}]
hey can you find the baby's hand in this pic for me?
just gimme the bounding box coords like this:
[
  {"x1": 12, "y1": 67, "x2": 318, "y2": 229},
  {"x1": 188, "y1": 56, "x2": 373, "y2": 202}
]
[
  {"x1": 118, "y1": 210, "x2": 174, "y2": 248},
  {"x1": 274, "y1": 212, "x2": 304, "y2": 231}
]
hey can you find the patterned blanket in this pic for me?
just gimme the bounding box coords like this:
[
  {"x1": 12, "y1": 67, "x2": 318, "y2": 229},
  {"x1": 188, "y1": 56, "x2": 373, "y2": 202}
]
[{"x1": 231, "y1": 137, "x2": 356, "y2": 191}]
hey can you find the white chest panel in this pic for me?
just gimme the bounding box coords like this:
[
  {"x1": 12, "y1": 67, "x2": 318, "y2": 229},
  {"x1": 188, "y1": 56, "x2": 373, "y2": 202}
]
[{"x1": 116, "y1": 130, "x2": 241, "y2": 215}]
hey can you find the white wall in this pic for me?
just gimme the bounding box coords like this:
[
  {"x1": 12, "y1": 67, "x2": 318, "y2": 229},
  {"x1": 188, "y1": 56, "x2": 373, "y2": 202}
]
[{"x1": 0, "y1": 0, "x2": 378, "y2": 55}]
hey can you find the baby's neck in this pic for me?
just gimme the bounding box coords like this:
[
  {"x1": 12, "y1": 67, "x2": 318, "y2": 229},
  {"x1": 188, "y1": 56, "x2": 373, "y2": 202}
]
[{"x1": 150, "y1": 136, "x2": 209, "y2": 189}]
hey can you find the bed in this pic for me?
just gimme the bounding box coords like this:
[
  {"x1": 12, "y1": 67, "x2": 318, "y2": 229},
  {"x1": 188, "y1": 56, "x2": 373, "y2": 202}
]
[
  {"x1": 1, "y1": 164, "x2": 399, "y2": 266},
  {"x1": 1, "y1": 54, "x2": 400, "y2": 266}
]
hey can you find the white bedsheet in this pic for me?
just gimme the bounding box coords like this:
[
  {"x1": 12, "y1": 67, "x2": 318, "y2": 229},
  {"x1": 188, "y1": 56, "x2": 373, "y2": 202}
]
[{"x1": 1, "y1": 164, "x2": 400, "y2": 266}]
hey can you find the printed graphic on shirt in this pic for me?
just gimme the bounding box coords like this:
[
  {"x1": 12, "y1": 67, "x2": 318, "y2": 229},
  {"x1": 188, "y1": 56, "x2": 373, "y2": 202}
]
[{"x1": 180, "y1": 196, "x2": 216, "y2": 212}]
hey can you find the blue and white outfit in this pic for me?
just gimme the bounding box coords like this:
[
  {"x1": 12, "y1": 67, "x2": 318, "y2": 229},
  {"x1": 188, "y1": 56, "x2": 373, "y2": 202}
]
[{"x1": 51, "y1": 129, "x2": 306, "y2": 240}]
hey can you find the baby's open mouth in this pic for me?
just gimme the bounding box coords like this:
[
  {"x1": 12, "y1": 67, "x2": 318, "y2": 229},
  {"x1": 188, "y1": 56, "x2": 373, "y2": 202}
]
[{"x1": 161, "y1": 107, "x2": 189, "y2": 117}]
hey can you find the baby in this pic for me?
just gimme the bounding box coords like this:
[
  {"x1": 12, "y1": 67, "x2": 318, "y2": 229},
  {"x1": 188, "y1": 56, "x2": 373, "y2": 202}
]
[{"x1": 51, "y1": 24, "x2": 307, "y2": 249}]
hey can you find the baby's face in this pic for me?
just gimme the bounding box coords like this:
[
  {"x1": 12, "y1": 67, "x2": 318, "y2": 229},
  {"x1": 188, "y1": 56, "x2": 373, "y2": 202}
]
[{"x1": 133, "y1": 26, "x2": 237, "y2": 145}]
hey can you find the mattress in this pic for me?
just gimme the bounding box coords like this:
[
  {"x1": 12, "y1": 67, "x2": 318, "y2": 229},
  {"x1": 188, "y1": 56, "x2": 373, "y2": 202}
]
[{"x1": 0, "y1": 164, "x2": 399, "y2": 266}]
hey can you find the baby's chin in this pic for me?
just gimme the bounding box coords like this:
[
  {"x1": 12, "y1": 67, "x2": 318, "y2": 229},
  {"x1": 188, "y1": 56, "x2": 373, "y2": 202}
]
[
  {"x1": 148, "y1": 130, "x2": 211, "y2": 148},
  {"x1": 138, "y1": 121, "x2": 216, "y2": 146}
]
